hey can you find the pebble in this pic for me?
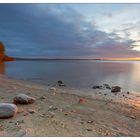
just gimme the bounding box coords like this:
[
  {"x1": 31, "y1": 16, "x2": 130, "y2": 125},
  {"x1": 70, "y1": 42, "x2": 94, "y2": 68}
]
[
  {"x1": 49, "y1": 87, "x2": 56, "y2": 92},
  {"x1": 17, "y1": 120, "x2": 24, "y2": 123},
  {"x1": 23, "y1": 112, "x2": 28, "y2": 116},
  {"x1": 57, "y1": 81, "x2": 65, "y2": 86},
  {"x1": 59, "y1": 108, "x2": 64, "y2": 112},
  {"x1": 40, "y1": 96, "x2": 45, "y2": 100},
  {"x1": 48, "y1": 106, "x2": 58, "y2": 111},
  {"x1": 0, "y1": 125, "x2": 4, "y2": 131},
  {"x1": 87, "y1": 120, "x2": 94, "y2": 124},
  {"x1": 130, "y1": 115, "x2": 136, "y2": 119},
  {"x1": 93, "y1": 85, "x2": 103, "y2": 89},
  {"x1": 86, "y1": 128, "x2": 92, "y2": 131},
  {"x1": 47, "y1": 112, "x2": 55, "y2": 118},
  {"x1": 70, "y1": 110, "x2": 76, "y2": 113},
  {"x1": 16, "y1": 129, "x2": 26, "y2": 137},
  {"x1": 111, "y1": 86, "x2": 121, "y2": 93},
  {"x1": 78, "y1": 98, "x2": 84, "y2": 104},
  {"x1": 17, "y1": 108, "x2": 24, "y2": 113},
  {"x1": 58, "y1": 80, "x2": 63, "y2": 84},
  {"x1": 39, "y1": 114, "x2": 45, "y2": 117},
  {"x1": 64, "y1": 113, "x2": 68, "y2": 116},
  {"x1": 60, "y1": 122, "x2": 66, "y2": 128},
  {"x1": 15, "y1": 122, "x2": 21, "y2": 128},
  {"x1": 80, "y1": 121, "x2": 84, "y2": 124},
  {"x1": 28, "y1": 109, "x2": 36, "y2": 114}
]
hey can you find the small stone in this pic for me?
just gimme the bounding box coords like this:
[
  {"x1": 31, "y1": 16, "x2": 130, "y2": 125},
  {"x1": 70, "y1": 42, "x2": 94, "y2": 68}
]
[
  {"x1": 49, "y1": 87, "x2": 56, "y2": 92},
  {"x1": 86, "y1": 128, "x2": 92, "y2": 131},
  {"x1": 61, "y1": 124, "x2": 65, "y2": 128},
  {"x1": 0, "y1": 103, "x2": 18, "y2": 119},
  {"x1": 47, "y1": 112, "x2": 55, "y2": 118},
  {"x1": 0, "y1": 125, "x2": 4, "y2": 130},
  {"x1": 130, "y1": 115, "x2": 136, "y2": 119},
  {"x1": 17, "y1": 108, "x2": 24, "y2": 113},
  {"x1": 23, "y1": 112, "x2": 28, "y2": 116},
  {"x1": 16, "y1": 129, "x2": 26, "y2": 137},
  {"x1": 111, "y1": 86, "x2": 121, "y2": 93},
  {"x1": 15, "y1": 122, "x2": 21, "y2": 128},
  {"x1": 103, "y1": 84, "x2": 111, "y2": 90},
  {"x1": 13, "y1": 94, "x2": 35, "y2": 104},
  {"x1": 17, "y1": 120, "x2": 24, "y2": 123},
  {"x1": 39, "y1": 114, "x2": 45, "y2": 117},
  {"x1": 28, "y1": 109, "x2": 36, "y2": 114},
  {"x1": 78, "y1": 98, "x2": 84, "y2": 104},
  {"x1": 104, "y1": 93, "x2": 107, "y2": 96},
  {"x1": 106, "y1": 86, "x2": 111, "y2": 90},
  {"x1": 57, "y1": 80, "x2": 65, "y2": 86},
  {"x1": 127, "y1": 91, "x2": 130, "y2": 94},
  {"x1": 15, "y1": 122, "x2": 19, "y2": 125},
  {"x1": 87, "y1": 120, "x2": 94, "y2": 124},
  {"x1": 58, "y1": 80, "x2": 63, "y2": 84},
  {"x1": 80, "y1": 122, "x2": 84, "y2": 124},
  {"x1": 70, "y1": 110, "x2": 76, "y2": 113},
  {"x1": 40, "y1": 96, "x2": 45, "y2": 100},
  {"x1": 92, "y1": 85, "x2": 103, "y2": 89},
  {"x1": 64, "y1": 113, "x2": 68, "y2": 116},
  {"x1": 103, "y1": 84, "x2": 109, "y2": 87},
  {"x1": 48, "y1": 106, "x2": 58, "y2": 111},
  {"x1": 59, "y1": 108, "x2": 64, "y2": 112}
]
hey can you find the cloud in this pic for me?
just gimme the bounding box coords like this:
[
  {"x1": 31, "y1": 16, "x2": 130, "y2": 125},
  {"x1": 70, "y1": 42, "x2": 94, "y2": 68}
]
[{"x1": 0, "y1": 4, "x2": 139, "y2": 58}]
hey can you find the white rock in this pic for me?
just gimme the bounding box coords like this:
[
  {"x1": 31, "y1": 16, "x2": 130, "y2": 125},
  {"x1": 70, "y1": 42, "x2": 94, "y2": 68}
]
[
  {"x1": 49, "y1": 87, "x2": 56, "y2": 92},
  {"x1": 0, "y1": 103, "x2": 18, "y2": 119}
]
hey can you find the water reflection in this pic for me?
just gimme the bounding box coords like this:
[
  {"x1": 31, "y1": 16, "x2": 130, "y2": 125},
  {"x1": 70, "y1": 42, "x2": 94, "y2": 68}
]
[
  {"x1": 0, "y1": 62, "x2": 5, "y2": 74},
  {"x1": 4, "y1": 60, "x2": 140, "y2": 92}
]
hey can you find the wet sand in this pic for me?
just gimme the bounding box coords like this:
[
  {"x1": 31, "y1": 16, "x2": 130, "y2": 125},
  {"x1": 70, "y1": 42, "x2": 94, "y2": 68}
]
[{"x1": 0, "y1": 75, "x2": 140, "y2": 137}]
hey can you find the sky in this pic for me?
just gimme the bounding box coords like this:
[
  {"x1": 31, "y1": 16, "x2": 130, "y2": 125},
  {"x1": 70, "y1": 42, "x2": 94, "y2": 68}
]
[{"x1": 0, "y1": 4, "x2": 140, "y2": 58}]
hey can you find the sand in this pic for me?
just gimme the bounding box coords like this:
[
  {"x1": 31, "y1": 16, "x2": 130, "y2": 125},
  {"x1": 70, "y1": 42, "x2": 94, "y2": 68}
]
[{"x1": 0, "y1": 75, "x2": 140, "y2": 137}]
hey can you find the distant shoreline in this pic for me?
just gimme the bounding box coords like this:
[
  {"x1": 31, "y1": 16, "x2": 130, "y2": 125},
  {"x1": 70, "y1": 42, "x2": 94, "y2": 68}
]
[{"x1": 14, "y1": 57, "x2": 140, "y2": 61}]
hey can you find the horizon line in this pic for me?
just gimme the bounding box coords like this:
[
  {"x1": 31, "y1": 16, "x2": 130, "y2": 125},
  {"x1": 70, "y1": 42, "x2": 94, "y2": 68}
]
[{"x1": 14, "y1": 57, "x2": 140, "y2": 61}]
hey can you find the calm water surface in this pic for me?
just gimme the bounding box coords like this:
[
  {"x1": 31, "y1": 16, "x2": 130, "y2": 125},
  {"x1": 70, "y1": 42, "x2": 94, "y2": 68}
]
[{"x1": 1, "y1": 60, "x2": 140, "y2": 92}]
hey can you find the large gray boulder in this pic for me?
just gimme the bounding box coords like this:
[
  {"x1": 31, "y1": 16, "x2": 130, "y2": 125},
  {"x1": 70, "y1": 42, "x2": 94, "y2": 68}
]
[
  {"x1": 0, "y1": 103, "x2": 18, "y2": 119},
  {"x1": 13, "y1": 94, "x2": 35, "y2": 104}
]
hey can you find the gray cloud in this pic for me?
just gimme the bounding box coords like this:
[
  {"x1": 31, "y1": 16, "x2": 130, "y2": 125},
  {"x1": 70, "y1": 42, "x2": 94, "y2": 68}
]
[{"x1": 0, "y1": 4, "x2": 139, "y2": 58}]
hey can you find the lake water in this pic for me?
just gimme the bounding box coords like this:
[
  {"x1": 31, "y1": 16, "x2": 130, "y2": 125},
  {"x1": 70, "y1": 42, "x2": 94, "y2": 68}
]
[{"x1": 1, "y1": 60, "x2": 140, "y2": 92}]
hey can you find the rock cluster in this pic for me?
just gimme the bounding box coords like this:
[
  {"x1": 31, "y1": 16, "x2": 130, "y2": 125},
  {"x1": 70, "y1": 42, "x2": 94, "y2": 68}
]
[
  {"x1": 0, "y1": 42, "x2": 15, "y2": 62},
  {"x1": 92, "y1": 84, "x2": 111, "y2": 90},
  {"x1": 0, "y1": 94, "x2": 35, "y2": 119},
  {"x1": 92, "y1": 84, "x2": 121, "y2": 93}
]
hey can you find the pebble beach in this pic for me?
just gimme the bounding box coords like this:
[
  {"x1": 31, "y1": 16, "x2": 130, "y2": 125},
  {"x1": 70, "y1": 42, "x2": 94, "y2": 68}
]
[{"x1": 0, "y1": 74, "x2": 140, "y2": 137}]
